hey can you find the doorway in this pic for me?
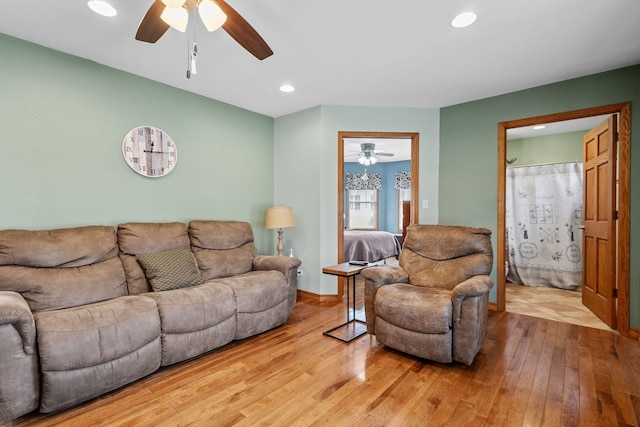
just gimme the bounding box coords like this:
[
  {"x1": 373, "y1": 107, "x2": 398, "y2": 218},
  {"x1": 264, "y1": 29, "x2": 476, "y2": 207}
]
[
  {"x1": 337, "y1": 131, "x2": 419, "y2": 297},
  {"x1": 497, "y1": 103, "x2": 631, "y2": 336}
]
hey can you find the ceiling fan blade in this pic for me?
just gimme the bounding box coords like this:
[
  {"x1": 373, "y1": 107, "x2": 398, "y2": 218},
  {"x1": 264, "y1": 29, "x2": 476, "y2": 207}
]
[
  {"x1": 375, "y1": 152, "x2": 395, "y2": 157},
  {"x1": 136, "y1": 0, "x2": 170, "y2": 43},
  {"x1": 216, "y1": 0, "x2": 273, "y2": 60}
]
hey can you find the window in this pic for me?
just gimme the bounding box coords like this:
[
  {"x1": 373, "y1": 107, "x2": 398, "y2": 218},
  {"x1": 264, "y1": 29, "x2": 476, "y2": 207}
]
[
  {"x1": 348, "y1": 190, "x2": 378, "y2": 230},
  {"x1": 398, "y1": 188, "x2": 411, "y2": 232}
]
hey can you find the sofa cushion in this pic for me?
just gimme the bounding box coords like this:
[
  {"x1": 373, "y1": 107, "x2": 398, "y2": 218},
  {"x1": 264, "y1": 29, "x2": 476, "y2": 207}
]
[
  {"x1": 0, "y1": 226, "x2": 127, "y2": 311},
  {"x1": 117, "y1": 222, "x2": 191, "y2": 294},
  {"x1": 214, "y1": 271, "x2": 289, "y2": 313},
  {"x1": 214, "y1": 270, "x2": 291, "y2": 339},
  {"x1": 188, "y1": 221, "x2": 257, "y2": 280},
  {"x1": 143, "y1": 282, "x2": 236, "y2": 365},
  {"x1": 34, "y1": 295, "x2": 161, "y2": 413},
  {"x1": 136, "y1": 248, "x2": 203, "y2": 292}
]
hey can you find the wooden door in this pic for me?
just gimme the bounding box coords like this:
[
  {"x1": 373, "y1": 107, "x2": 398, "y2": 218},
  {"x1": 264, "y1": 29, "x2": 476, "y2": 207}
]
[{"x1": 582, "y1": 115, "x2": 617, "y2": 328}]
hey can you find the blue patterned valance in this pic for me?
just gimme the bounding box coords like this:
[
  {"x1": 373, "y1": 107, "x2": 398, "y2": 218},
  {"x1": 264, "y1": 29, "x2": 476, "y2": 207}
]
[
  {"x1": 395, "y1": 171, "x2": 411, "y2": 189},
  {"x1": 346, "y1": 173, "x2": 382, "y2": 190}
]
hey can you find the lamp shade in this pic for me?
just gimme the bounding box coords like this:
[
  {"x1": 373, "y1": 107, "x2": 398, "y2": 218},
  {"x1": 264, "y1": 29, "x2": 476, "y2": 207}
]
[{"x1": 265, "y1": 207, "x2": 296, "y2": 229}]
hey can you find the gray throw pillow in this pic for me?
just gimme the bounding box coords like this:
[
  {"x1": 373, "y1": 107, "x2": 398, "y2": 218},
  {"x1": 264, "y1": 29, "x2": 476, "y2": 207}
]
[{"x1": 136, "y1": 248, "x2": 204, "y2": 292}]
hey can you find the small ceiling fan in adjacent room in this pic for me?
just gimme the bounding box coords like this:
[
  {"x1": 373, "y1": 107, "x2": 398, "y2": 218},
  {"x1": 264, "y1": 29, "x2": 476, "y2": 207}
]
[
  {"x1": 136, "y1": 0, "x2": 273, "y2": 77},
  {"x1": 346, "y1": 143, "x2": 395, "y2": 166}
]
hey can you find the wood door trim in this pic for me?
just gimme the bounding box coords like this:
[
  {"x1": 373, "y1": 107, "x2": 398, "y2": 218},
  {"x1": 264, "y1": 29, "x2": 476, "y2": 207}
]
[
  {"x1": 497, "y1": 103, "x2": 631, "y2": 336},
  {"x1": 337, "y1": 131, "x2": 419, "y2": 297}
]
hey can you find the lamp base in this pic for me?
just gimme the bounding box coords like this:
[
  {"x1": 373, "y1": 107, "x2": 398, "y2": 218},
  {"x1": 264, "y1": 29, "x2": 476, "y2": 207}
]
[{"x1": 276, "y1": 228, "x2": 284, "y2": 256}]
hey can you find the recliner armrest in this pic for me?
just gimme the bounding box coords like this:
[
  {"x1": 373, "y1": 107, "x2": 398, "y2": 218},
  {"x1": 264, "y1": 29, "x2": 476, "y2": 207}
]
[
  {"x1": 362, "y1": 265, "x2": 409, "y2": 335},
  {"x1": 361, "y1": 265, "x2": 408, "y2": 287},
  {"x1": 450, "y1": 275, "x2": 493, "y2": 322},
  {"x1": 0, "y1": 291, "x2": 36, "y2": 355}
]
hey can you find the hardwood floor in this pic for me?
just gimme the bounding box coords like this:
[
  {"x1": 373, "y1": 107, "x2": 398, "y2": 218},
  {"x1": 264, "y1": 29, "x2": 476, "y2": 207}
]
[{"x1": 6, "y1": 290, "x2": 640, "y2": 427}]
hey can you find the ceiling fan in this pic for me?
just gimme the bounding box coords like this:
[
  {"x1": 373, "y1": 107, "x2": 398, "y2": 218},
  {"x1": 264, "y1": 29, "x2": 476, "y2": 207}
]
[
  {"x1": 347, "y1": 143, "x2": 395, "y2": 166},
  {"x1": 136, "y1": 0, "x2": 273, "y2": 61}
]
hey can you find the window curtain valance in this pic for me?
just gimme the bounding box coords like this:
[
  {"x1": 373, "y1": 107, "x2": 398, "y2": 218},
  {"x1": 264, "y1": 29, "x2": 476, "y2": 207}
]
[
  {"x1": 346, "y1": 173, "x2": 382, "y2": 190},
  {"x1": 394, "y1": 171, "x2": 411, "y2": 189}
]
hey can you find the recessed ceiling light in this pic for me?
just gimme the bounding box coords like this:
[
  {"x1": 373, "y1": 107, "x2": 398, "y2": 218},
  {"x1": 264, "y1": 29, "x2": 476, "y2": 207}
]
[
  {"x1": 532, "y1": 125, "x2": 547, "y2": 130},
  {"x1": 451, "y1": 12, "x2": 477, "y2": 28},
  {"x1": 88, "y1": 1, "x2": 117, "y2": 17},
  {"x1": 280, "y1": 84, "x2": 295, "y2": 93}
]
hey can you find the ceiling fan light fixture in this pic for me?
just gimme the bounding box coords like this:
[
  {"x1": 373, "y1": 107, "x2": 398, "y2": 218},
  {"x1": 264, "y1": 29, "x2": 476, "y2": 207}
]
[
  {"x1": 358, "y1": 155, "x2": 377, "y2": 166},
  {"x1": 199, "y1": 0, "x2": 227, "y2": 32},
  {"x1": 161, "y1": 6, "x2": 189, "y2": 32},
  {"x1": 161, "y1": 0, "x2": 187, "y2": 8}
]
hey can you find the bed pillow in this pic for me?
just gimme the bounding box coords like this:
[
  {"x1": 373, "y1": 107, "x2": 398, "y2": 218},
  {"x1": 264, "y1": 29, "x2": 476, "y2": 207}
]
[{"x1": 136, "y1": 248, "x2": 204, "y2": 292}]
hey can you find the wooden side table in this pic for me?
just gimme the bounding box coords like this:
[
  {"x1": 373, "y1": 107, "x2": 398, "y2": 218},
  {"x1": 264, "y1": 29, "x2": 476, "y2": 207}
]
[{"x1": 322, "y1": 262, "x2": 368, "y2": 342}]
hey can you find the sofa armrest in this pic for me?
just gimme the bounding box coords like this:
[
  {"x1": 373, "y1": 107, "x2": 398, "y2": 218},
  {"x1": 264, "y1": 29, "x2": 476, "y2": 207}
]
[
  {"x1": 253, "y1": 255, "x2": 302, "y2": 277},
  {"x1": 361, "y1": 265, "x2": 409, "y2": 335},
  {"x1": 451, "y1": 275, "x2": 493, "y2": 322},
  {"x1": 253, "y1": 256, "x2": 302, "y2": 308},
  {"x1": 0, "y1": 291, "x2": 36, "y2": 355},
  {"x1": 0, "y1": 291, "x2": 40, "y2": 420}
]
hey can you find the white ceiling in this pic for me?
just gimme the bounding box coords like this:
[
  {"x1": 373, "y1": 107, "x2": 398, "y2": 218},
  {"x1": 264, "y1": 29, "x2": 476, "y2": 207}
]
[
  {"x1": 1, "y1": 1, "x2": 639, "y2": 118},
  {"x1": 507, "y1": 115, "x2": 612, "y2": 140}
]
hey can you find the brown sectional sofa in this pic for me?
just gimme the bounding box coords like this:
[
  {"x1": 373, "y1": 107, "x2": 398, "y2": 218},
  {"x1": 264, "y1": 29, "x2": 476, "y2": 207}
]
[{"x1": 0, "y1": 220, "x2": 301, "y2": 421}]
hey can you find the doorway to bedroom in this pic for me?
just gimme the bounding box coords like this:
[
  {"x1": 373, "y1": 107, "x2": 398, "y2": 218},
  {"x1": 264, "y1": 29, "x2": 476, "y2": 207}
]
[{"x1": 337, "y1": 131, "x2": 419, "y2": 298}]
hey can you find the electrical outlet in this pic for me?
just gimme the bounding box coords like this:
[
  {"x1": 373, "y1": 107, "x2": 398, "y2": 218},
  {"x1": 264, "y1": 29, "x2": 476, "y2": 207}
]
[{"x1": 297, "y1": 269, "x2": 304, "y2": 277}]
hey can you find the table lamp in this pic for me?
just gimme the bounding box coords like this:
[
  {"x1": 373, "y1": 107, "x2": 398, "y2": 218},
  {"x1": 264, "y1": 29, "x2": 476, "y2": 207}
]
[{"x1": 265, "y1": 206, "x2": 296, "y2": 256}]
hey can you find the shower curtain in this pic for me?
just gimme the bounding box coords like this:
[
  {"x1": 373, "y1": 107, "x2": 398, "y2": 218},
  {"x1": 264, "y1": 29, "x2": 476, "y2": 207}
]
[{"x1": 506, "y1": 162, "x2": 583, "y2": 290}]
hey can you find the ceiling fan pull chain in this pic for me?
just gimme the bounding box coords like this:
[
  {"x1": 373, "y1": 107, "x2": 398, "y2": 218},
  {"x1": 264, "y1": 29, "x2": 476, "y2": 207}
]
[
  {"x1": 186, "y1": 18, "x2": 191, "y2": 78},
  {"x1": 191, "y1": 2, "x2": 198, "y2": 76},
  {"x1": 186, "y1": 1, "x2": 198, "y2": 78},
  {"x1": 191, "y1": 43, "x2": 198, "y2": 75}
]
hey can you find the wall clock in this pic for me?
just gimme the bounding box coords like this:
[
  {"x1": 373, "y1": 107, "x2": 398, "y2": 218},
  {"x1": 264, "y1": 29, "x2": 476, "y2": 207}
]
[{"x1": 122, "y1": 126, "x2": 177, "y2": 177}]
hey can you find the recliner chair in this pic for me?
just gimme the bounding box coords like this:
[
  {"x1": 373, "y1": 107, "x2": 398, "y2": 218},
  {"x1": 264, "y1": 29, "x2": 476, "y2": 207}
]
[{"x1": 362, "y1": 224, "x2": 493, "y2": 365}]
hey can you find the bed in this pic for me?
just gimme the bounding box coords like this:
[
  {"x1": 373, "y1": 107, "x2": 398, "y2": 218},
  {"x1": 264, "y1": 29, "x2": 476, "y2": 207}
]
[{"x1": 344, "y1": 230, "x2": 402, "y2": 263}]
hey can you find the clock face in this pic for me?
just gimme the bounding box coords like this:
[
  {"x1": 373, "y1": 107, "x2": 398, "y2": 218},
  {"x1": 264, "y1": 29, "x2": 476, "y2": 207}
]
[{"x1": 122, "y1": 126, "x2": 178, "y2": 177}]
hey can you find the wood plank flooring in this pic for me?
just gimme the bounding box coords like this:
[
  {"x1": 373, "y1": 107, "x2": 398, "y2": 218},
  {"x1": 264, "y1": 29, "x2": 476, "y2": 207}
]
[{"x1": 6, "y1": 288, "x2": 640, "y2": 427}]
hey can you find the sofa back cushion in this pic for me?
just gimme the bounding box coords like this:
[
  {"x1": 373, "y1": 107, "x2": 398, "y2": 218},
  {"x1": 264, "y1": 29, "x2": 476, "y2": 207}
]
[
  {"x1": 0, "y1": 226, "x2": 127, "y2": 311},
  {"x1": 117, "y1": 222, "x2": 192, "y2": 294},
  {"x1": 188, "y1": 221, "x2": 257, "y2": 280}
]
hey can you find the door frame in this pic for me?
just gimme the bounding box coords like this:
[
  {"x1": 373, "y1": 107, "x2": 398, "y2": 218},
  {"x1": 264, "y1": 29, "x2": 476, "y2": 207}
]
[
  {"x1": 338, "y1": 131, "x2": 420, "y2": 296},
  {"x1": 496, "y1": 103, "x2": 631, "y2": 336}
]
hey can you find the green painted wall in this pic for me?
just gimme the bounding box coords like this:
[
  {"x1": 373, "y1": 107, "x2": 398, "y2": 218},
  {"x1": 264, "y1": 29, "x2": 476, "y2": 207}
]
[
  {"x1": 0, "y1": 34, "x2": 275, "y2": 254},
  {"x1": 507, "y1": 131, "x2": 584, "y2": 166},
  {"x1": 440, "y1": 65, "x2": 640, "y2": 328},
  {"x1": 3, "y1": 33, "x2": 638, "y2": 323}
]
